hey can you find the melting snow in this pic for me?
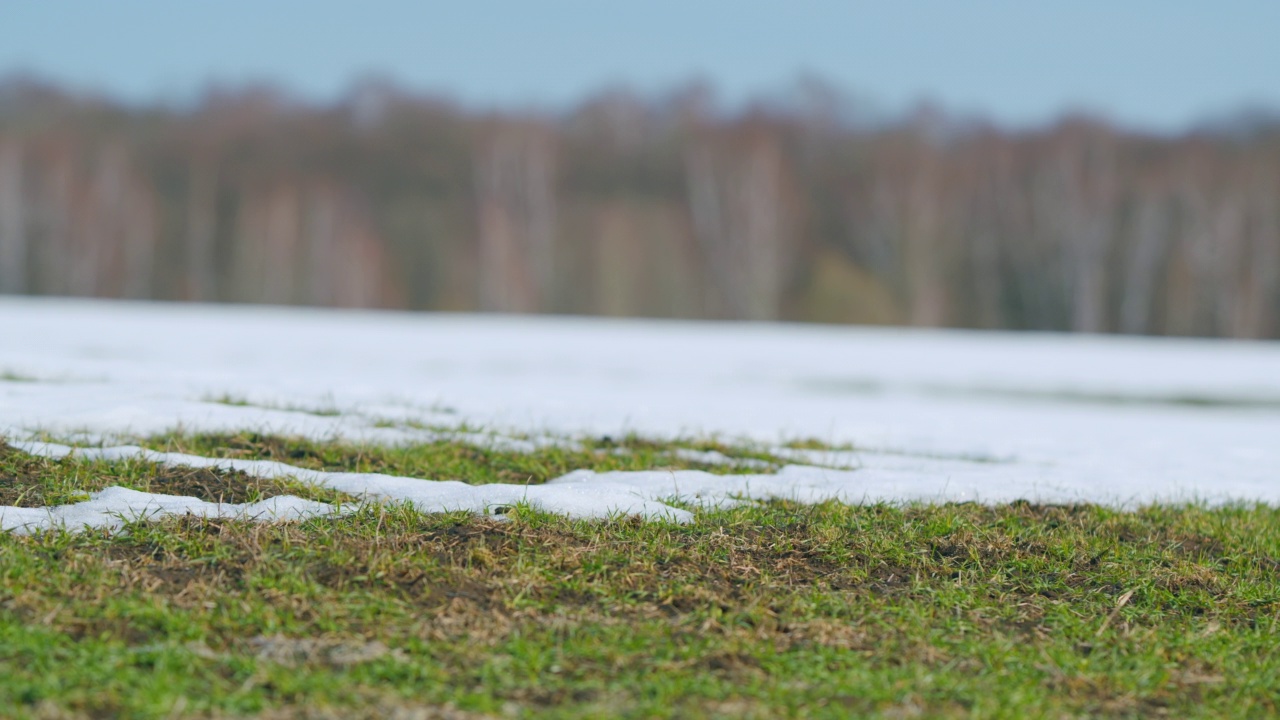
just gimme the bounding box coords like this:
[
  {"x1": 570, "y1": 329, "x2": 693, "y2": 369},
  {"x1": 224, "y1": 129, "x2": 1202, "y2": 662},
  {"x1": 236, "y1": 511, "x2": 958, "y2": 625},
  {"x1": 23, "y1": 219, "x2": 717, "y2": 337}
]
[{"x1": 3, "y1": 297, "x2": 1280, "y2": 530}]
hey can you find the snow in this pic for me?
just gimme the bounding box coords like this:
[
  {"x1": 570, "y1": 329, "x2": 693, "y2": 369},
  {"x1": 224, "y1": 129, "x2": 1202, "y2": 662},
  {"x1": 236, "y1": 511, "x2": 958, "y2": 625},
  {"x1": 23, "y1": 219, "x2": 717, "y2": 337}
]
[
  {"x1": 2, "y1": 441, "x2": 688, "y2": 533},
  {"x1": 0, "y1": 438, "x2": 346, "y2": 535},
  {"x1": 3, "y1": 297, "x2": 1280, "y2": 529},
  {"x1": 0, "y1": 486, "x2": 341, "y2": 534}
]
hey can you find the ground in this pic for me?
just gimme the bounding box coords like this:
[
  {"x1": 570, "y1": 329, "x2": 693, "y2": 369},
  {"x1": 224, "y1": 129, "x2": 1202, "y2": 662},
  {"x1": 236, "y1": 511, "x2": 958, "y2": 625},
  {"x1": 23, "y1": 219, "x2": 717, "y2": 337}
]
[{"x1": 3, "y1": 433, "x2": 1278, "y2": 719}]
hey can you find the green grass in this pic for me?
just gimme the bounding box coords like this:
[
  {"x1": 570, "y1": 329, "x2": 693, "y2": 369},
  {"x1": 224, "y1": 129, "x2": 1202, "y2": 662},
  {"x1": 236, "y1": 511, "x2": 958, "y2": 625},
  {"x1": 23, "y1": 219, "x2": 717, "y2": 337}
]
[
  {"x1": 141, "y1": 430, "x2": 787, "y2": 483},
  {"x1": 2, "y1": 433, "x2": 1280, "y2": 718},
  {"x1": 0, "y1": 441, "x2": 353, "y2": 508},
  {"x1": 1, "y1": 369, "x2": 40, "y2": 383},
  {"x1": 200, "y1": 394, "x2": 344, "y2": 418}
]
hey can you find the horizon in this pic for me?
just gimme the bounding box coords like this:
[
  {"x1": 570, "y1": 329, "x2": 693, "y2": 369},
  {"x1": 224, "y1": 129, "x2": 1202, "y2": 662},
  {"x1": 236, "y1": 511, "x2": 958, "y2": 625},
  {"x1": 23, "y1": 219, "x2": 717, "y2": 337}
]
[
  {"x1": 3, "y1": 1, "x2": 1279, "y2": 133},
  {"x1": 5, "y1": 69, "x2": 1278, "y2": 141}
]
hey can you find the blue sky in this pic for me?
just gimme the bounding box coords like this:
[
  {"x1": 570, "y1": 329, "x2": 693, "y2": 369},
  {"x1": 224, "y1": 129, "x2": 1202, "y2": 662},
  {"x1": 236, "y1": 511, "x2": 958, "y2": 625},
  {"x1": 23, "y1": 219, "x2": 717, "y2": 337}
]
[{"x1": 3, "y1": 1, "x2": 1277, "y2": 131}]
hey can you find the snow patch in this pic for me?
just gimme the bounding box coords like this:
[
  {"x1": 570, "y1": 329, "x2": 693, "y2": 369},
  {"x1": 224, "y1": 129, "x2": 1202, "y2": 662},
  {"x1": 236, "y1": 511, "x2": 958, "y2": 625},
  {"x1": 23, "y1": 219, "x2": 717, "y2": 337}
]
[
  {"x1": 3, "y1": 441, "x2": 693, "y2": 532},
  {"x1": 5, "y1": 438, "x2": 1264, "y2": 535},
  {"x1": 0, "y1": 485, "x2": 340, "y2": 535}
]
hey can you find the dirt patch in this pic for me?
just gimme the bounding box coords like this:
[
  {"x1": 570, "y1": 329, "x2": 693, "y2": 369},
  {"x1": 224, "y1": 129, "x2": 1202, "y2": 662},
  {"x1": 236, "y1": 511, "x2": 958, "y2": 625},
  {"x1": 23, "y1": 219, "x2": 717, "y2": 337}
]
[
  {"x1": 0, "y1": 441, "x2": 56, "y2": 506},
  {"x1": 245, "y1": 635, "x2": 399, "y2": 668},
  {"x1": 166, "y1": 433, "x2": 338, "y2": 469},
  {"x1": 140, "y1": 464, "x2": 311, "y2": 504},
  {"x1": 26, "y1": 514, "x2": 862, "y2": 622},
  {"x1": 218, "y1": 698, "x2": 499, "y2": 720}
]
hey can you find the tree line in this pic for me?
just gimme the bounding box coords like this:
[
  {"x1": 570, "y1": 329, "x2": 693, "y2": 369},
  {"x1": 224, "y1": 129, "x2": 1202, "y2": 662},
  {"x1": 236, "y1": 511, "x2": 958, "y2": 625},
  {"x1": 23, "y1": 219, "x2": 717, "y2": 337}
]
[{"x1": 1, "y1": 76, "x2": 1278, "y2": 338}]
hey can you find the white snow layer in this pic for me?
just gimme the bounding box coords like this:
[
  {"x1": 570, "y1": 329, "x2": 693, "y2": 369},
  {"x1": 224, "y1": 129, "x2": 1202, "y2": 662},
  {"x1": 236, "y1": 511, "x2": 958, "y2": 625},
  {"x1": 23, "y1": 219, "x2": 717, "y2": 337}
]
[{"x1": 3, "y1": 297, "x2": 1280, "y2": 529}]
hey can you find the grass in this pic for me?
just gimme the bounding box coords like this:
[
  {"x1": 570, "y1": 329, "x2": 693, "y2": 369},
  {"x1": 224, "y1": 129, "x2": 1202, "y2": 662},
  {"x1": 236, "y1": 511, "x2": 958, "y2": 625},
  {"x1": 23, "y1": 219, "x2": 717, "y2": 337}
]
[
  {"x1": 0, "y1": 441, "x2": 353, "y2": 508},
  {"x1": 1, "y1": 369, "x2": 40, "y2": 383},
  {"x1": 140, "y1": 430, "x2": 787, "y2": 483},
  {"x1": 201, "y1": 394, "x2": 344, "y2": 418},
  {"x1": 2, "y1": 432, "x2": 1280, "y2": 718}
]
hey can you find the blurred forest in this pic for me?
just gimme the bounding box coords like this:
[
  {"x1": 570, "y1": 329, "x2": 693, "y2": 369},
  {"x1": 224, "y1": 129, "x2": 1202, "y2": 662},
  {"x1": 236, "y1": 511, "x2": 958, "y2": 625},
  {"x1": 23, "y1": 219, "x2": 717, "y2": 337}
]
[{"x1": 1, "y1": 76, "x2": 1279, "y2": 338}]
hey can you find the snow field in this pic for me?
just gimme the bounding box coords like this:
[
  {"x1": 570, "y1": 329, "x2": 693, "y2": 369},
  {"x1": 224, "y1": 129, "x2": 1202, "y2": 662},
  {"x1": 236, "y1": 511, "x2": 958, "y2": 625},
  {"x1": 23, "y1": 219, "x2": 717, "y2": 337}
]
[{"x1": 3, "y1": 297, "x2": 1280, "y2": 532}]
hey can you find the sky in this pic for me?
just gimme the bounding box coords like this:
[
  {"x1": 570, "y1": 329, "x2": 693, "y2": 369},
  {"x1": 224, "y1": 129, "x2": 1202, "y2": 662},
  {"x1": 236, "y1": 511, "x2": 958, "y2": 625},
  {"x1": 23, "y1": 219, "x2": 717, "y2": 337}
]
[{"x1": 3, "y1": 1, "x2": 1278, "y2": 132}]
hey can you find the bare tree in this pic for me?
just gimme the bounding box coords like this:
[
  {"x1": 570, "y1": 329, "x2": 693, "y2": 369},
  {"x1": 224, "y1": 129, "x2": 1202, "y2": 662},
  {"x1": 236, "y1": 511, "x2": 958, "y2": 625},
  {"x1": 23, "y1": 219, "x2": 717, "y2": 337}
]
[
  {"x1": 0, "y1": 138, "x2": 24, "y2": 293},
  {"x1": 474, "y1": 122, "x2": 557, "y2": 313},
  {"x1": 2, "y1": 78, "x2": 1279, "y2": 338},
  {"x1": 685, "y1": 128, "x2": 791, "y2": 320},
  {"x1": 185, "y1": 159, "x2": 220, "y2": 300},
  {"x1": 1118, "y1": 189, "x2": 1171, "y2": 335}
]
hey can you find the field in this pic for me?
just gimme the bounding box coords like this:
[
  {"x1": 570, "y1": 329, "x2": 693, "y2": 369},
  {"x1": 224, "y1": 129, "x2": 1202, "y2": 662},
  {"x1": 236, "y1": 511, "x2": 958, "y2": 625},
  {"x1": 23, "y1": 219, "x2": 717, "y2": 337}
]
[{"x1": 3, "y1": 298, "x2": 1280, "y2": 717}]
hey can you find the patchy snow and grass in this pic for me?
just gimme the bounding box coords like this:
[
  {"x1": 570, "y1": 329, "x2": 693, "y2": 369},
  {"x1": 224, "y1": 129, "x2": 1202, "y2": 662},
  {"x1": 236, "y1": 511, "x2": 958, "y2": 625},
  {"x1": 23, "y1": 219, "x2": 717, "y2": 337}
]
[{"x1": 3, "y1": 297, "x2": 1280, "y2": 527}]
